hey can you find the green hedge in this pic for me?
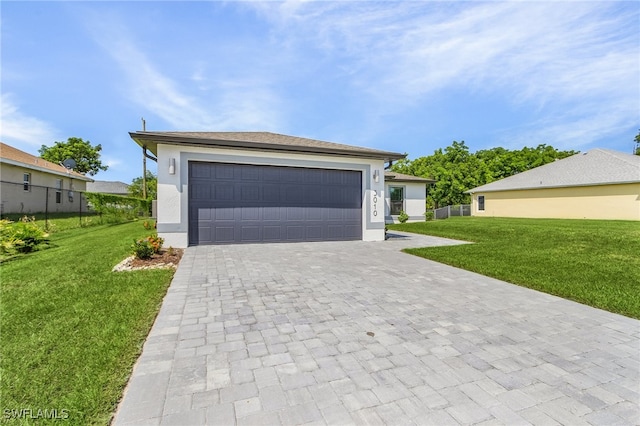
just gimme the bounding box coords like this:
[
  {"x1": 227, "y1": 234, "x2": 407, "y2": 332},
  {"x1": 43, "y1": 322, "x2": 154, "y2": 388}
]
[{"x1": 85, "y1": 192, "x2": 150, "y2": 222}]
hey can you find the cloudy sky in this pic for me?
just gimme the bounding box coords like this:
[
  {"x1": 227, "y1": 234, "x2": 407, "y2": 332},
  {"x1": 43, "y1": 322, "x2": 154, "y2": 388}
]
[{"x1": 2, "y1": 1, "x2": 638, "y2": 184}]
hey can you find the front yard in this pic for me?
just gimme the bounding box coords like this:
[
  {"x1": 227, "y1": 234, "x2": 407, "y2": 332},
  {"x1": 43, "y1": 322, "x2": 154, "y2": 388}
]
[
  {"x1": 388, "y1": 217, "x2": 640, "y2": 319},
  {"x1": 0, "y1": 221, "x2": 175, "y2": 425}
]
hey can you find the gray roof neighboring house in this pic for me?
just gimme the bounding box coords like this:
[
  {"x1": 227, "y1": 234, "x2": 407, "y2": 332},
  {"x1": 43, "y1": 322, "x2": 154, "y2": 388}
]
[
  {"x1": 385, "y1": 172, "x2": 435, "y2": 183},
  {"x1": 130, "y1": 131, "x2": 405, "y2": 162},
  {"x1": 86, "y1": 180, "x2": 130, "y2": 195},
  {"x1": 467, "y1": 149, "x2": 640, "y2": 193}
]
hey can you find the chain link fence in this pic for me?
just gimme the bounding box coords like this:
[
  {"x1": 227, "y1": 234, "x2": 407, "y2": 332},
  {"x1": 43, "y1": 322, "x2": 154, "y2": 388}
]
[
  {"x1": 434, "y1": 204, "x2": 471, "y2": 219},
  {"x1": 1, "y1": 181, "x2": 91, "y2": 220}
]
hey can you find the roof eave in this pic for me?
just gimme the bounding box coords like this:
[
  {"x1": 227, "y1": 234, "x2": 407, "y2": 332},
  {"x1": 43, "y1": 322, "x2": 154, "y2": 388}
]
[
  {"x1": 130, "y1": 132, "x2": 406, "y2": 162},
  {"x1": 0, "y1": 158, "x2": 93, "y2": 182},
  {"x1": 466, "y1": 180, "x2": 640, "y2": 193}
]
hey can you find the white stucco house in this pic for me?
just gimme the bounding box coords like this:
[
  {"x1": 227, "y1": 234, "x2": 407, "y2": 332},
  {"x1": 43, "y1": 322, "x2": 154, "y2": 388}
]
[
  {"x1": 384, "y1": 172, "x2": 434, "y2": 223},
  {"x1": 130, "y1": 131, "x2": 405, "y2": 247},
  {"x1": 0, "y1": 142, "x2": 92, "y2": 215}
]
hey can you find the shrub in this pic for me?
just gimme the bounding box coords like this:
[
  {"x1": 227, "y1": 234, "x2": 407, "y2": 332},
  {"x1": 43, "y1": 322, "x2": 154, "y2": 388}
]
[
  {"x1": 398, "y1": 211, "x2": 409, "y2": 223},
  {"x1": 146, "y1": 235, "x2": 164, "y2": 254},
  {"x1": 131, "y1": 235, "x2": 164, "y2": 259},
  {"x1": 132, "y1": 239, "x2": 154, "y2": 260},
  {"x1": 424, "y1": 211, "x2": 434, "y2": 221},
  {"x1": 0, "y1": 216, "x2": 50, "y2": 256}
]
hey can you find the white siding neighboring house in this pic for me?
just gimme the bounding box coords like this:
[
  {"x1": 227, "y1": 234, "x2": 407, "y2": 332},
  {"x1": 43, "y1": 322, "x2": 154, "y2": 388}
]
[
  {"x1": 467, "y1": 149, "x2": 640, "y2": 221},
  {"x1": 384, "y1": 172, "x2": 434, "y2": 223},
  {"x1": 130, "y1": 131, "x2": 405, "y2": 248},
  {"x1": 0, "y1": 142, "x2": 93, "y2": 215}
]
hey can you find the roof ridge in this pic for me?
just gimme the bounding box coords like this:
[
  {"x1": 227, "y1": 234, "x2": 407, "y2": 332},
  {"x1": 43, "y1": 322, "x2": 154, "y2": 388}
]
[{"x1": 590, "y1": 148, "x2": 640, "y2": 167}]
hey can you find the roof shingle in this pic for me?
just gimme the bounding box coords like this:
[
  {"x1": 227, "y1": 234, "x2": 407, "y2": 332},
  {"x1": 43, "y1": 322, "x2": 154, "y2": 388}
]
[
  {"x1": 0, "y1": 142, "x2": 92, "y2": 181},
  {"x1": 467, "y1": 148, "x2": 640, "y2": 193},
  {"x1": 130, "y1": 131, "x2": 405, "y2": 161}
]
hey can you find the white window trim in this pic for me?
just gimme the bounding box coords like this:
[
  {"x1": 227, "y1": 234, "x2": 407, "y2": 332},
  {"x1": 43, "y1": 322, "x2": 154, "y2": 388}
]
[
  {"x1": 23, "y1": 173, "x2": 31, "y2": 191},
  {"x1": 389, "y1": 185, "x2": 405, "y2": 216}
]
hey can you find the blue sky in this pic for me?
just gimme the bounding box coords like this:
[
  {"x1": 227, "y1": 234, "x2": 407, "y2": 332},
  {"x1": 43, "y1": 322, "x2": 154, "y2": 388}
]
[{"x1": 2, "y1": 1, "x2": 638, "y2": 184}]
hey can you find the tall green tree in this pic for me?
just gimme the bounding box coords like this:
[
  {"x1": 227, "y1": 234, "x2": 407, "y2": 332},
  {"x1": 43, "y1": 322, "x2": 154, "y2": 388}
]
[
  {"x1": 129, "y1": 171, "x2": 157, "y2": 201},
  {"x1": 634, "y1": 130, "x2": 640, "y2": 155},
  {"x1": 39, "y1": 137, "x2": 108, "y2": 176},
  {"x1": 392, "y1": 141, "x2": 577, "y2": 209}
]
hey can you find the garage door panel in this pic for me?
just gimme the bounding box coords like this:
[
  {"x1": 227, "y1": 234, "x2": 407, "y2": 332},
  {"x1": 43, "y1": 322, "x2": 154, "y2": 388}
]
[
  {"x1": 240, "y1": 185, "x2": 260, "y2": 202},
  {"x1": 191, "y1": 184, "x2": 211, "y2": 200},
  {"x1": 213, "y1": 227, "x2": 234, "y2": 243},
  {"x1": 241, "y1": 207, "x2": 261, "y2": 220},
  {"x1": 241, "y1": 226, "x2": 261, "y2": 242},
  {"x1": 286, "y1": 226, "x2": 304, "y2": 240},
  {"x1": 262, "y1": 207, "x2": 282, "y2": 221},
  {"x1": 214, "y1": 185, "x2": 234, "y2": 202},
  {"x1": 189, "y1": 162, "x2": 362, "y2": 245},
  {"x1": 287, "y1": 207, "x2": 304, "y2": 220},
  {"x1": 263, "y1": 226, "x2": 282, "y2": 241},
  {"x1": 215, "y1": 164, "x2": 235, "y2": 179}
]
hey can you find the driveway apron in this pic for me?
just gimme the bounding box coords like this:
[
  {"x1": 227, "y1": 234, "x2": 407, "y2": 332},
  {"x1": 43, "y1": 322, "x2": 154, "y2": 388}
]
[{"x1": 113, "y1": 231, "x2": 639, "y2": 425}]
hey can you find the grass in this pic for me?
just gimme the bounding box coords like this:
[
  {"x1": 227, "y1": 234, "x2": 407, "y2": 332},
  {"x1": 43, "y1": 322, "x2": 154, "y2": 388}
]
[
  {"x1": 1, "y1": 221, "x2": 174, "y2": 425},
  {"x1": 0, "y1": 212, "x2": 143, "y2": 234},
  {"x1": 388, "y1": 217, "x2": 640, "y2": 319}
]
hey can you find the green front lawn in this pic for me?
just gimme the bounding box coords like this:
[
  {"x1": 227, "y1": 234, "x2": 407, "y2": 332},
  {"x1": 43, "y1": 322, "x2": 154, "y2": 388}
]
[
  {"x1": 1, "y1": 221, "x2": 174, "y2": 425},
  {"x1": 388, "y1": 217, "x2": 640, "y2": 319}
]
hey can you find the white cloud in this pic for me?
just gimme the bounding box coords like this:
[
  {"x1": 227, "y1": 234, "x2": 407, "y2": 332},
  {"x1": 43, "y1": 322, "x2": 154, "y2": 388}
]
[
  {"x1": 249, "y1": 1, "x2": 639, "y2": 147},
  {"x1": 0, "y1": 94, "x2": 61, "y2": 149},
  {"x1": 85, "y1": 14, "x2": 284, "y2": 132}
]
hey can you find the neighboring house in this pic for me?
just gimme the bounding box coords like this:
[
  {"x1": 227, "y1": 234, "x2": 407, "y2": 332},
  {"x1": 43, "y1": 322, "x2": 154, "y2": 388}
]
[
  {"x1": 467, "y1": 148, "x2": 640, "y2": 221},
  {"x1": 384, "y1": 172, "x2": 434, "y2": 223},
  {"x1": 130, "y1": 131, "x2": 404, "y2": 247},
  {"x1": 86, "y1": 180, "x2": 130, "y2": 196},
  {"x1": 0, "y1": 142, "x2": 92, "y2": 215}
]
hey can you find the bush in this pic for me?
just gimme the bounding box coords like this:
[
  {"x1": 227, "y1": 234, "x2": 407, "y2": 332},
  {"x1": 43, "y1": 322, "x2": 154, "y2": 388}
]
[
  {"x1": 132, "y1": 235, "x2": 164, "y2": 259},
  {"x1": 0, "y1": 216, "x2": 50, "y2": 256},
  {"x1": 132, "y1": 239, "x2": 154, "y2": 260},
  {"x1": 146, "y1": 235, "x2": 164, "y2": 253},
  {"x1": 424, "y1": 211, "x2": 434, "y2": 221},
  {"x1": 398, "y1": 211, "x2": 409, "y2": 223}
]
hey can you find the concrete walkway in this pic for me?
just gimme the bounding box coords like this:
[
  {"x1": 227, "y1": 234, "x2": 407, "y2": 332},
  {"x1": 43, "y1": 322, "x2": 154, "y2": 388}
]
[{"x1": 113, "y1": 232, "x2": 639, "y2": 425}]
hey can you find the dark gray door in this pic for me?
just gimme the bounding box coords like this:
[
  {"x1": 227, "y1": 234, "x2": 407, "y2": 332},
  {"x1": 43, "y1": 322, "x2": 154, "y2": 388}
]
[{"x1": 188, "y1": 162, "x2": 362, "y2": 245}]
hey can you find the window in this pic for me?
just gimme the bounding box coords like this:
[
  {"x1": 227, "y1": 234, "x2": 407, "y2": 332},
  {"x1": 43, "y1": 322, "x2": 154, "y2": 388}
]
[
  {"x1": 23, "y1": 173, "x2": 31, "y2": 191},
  {"x1": 55, "y1": 179, "x2": 63, "y2": 204},
  {"x1": 478, "y1": 195, "x2": 485, "y2": 211},
  {"x1": 389, "y1": 186, "x2": 404, "y2": 215}
]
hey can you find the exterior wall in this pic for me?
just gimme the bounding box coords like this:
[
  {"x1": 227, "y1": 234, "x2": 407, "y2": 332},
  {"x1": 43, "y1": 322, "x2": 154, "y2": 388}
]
[
  {"x1": 471, "y1": 183, "x2": 640, "y2": 221},
  {"x1": 384, "y1": 181, "x2": 426, "y2": 223},
  {"x1": 156, "y1": 144, "x2": 386, "y2": 247},
  {"x1": 0, "y1": 163, "x2": 89, "y2": 214}
]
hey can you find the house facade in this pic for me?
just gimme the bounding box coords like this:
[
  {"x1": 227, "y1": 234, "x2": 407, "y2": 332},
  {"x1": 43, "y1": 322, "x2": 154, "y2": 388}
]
[
  {"x1": 467, "y1": 149, "x2": 640, "y2": 221},
  {"x1": 0, "y1": 142, "x2": 92, "y2": 215},
  {"x1": 384, "y1": 172, "x2": 434, "y2": 223},
  {"x1": 130, "y1": 132, "x2": 405, "y2": 247}
]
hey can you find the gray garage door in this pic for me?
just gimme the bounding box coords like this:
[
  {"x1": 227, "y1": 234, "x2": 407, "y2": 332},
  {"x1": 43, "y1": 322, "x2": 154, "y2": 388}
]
[{"x1": 188, "y1": 162, "x2": 362, "y2": 245}]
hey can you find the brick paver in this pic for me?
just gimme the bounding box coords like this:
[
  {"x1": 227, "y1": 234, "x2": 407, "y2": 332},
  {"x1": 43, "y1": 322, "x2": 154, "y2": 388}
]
[{"x1": 113, "y1": 232, "x2": 639, "y2": 425}]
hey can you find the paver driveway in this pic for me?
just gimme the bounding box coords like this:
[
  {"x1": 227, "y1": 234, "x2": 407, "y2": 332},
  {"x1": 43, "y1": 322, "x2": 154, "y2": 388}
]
[{"x1": 114, "y1": 232, "x2": 639, "y2": 425}]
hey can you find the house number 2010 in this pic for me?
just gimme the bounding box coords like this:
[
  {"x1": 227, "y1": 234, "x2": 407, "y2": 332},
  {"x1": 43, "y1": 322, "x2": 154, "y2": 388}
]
[{"x1": 372, "y1": 192, "x2": 378, "y2": 217}]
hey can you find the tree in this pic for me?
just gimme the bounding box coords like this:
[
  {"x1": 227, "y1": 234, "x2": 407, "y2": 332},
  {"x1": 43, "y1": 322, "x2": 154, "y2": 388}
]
[
  {"x1": 39, "y1": 137, "x2": 108, "y2": 176},
  {"x1": 634, "y1": 130, "x2": 640, "y2": 155},
  {"x1": 129, "y1": 171, "x2": 157, "y2": 201},
  {"x1": 392, "y1": 141, "x2": 577, "y2": 209}
]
